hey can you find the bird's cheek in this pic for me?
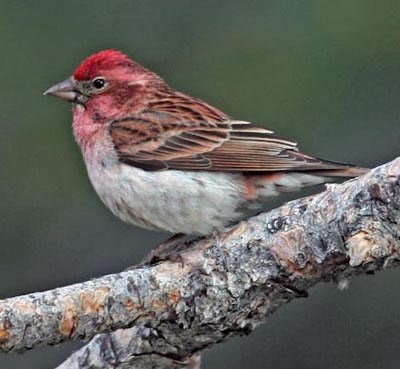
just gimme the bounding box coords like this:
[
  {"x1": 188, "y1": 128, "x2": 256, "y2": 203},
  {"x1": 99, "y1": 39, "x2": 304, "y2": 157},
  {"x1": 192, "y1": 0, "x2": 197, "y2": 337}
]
[{"x1": 86, "y1": 95, "x2": 123, "y2": 120}]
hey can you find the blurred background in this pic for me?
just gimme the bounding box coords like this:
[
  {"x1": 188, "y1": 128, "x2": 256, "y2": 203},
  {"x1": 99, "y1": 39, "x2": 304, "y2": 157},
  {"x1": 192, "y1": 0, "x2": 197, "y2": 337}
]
[{"x1": 1, "y1": 1, "x2": 399, "y2": 368}]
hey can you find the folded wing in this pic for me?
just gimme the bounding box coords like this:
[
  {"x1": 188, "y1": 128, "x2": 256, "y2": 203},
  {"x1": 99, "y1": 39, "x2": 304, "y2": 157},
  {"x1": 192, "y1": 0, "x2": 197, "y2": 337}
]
[{"x1": 109, "y1": 97, "x2": 362, "y2": 174}]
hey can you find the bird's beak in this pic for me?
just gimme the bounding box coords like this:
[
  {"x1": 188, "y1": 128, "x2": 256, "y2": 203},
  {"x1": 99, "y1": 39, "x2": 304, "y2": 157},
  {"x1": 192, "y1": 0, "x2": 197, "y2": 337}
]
[{"x1": 43, "y1": 78, "x2": 77, "y2": 102}]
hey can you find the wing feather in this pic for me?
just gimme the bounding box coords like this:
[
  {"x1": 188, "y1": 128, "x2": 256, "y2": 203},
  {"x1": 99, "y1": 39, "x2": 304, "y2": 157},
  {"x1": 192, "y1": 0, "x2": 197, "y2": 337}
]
[{"x1": 109, "y1": 95, "x2": 352, "y2": 172}]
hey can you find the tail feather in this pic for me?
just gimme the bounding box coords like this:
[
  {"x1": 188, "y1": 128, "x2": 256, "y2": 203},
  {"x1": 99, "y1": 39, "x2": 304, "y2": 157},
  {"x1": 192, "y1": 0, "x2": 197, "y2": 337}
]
[
  {"x1": 306, "y1": 166, "x2": 369, "y2": 178},
  {"x1": 285, "y1": 151, "x2": 369, "y2": 177}
]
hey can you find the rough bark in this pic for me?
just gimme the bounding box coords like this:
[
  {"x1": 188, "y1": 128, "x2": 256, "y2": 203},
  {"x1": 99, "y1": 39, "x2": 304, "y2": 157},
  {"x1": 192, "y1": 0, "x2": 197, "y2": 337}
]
[{"x1": 0, "y1": 158, "x2": 399, "y2": 369}]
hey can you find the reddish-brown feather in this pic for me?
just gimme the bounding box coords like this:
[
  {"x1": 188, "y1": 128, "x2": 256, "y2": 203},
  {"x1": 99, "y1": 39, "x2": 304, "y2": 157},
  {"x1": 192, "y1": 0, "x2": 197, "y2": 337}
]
[{"x1": 109, "y1": 90, "x2": 360, "y2": 173}]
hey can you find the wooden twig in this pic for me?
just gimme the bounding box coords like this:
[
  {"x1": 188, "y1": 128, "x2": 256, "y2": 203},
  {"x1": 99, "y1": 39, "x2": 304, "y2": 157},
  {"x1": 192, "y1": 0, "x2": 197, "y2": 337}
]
[{"x1": 0, "y1": 158, "x2": 398, "y2": 369}]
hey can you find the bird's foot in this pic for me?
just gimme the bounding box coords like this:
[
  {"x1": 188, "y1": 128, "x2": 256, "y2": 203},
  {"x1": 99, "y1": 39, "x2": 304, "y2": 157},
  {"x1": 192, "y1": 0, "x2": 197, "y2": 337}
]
[{"x1": 137, "y1": 233, "x2": 187, "y2": 268}]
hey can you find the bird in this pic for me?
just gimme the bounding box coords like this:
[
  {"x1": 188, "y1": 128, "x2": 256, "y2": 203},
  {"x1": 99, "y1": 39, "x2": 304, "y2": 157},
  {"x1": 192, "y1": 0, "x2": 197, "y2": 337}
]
[{"x1": 44, "y1": 49, "x2": 368, "y2": 245}]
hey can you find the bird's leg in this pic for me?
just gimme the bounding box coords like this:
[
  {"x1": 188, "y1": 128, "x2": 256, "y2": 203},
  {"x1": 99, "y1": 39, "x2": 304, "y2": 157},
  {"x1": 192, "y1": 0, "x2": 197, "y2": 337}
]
[{"x1": 138, "y1": 233, "x2": 187, "y2": 267}]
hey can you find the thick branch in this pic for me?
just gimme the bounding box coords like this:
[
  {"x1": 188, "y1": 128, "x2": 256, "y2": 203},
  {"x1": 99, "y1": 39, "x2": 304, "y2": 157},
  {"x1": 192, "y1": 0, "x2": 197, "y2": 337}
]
[{"x1": 0, "y1": 158, "x2": 399, "y2": 369}]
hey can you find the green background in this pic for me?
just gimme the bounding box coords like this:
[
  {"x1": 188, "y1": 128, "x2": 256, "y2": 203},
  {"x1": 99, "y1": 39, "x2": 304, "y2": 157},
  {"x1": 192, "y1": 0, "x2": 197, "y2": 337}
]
[{"x1": 1, "y1": 1, "x2": 399, "y2": 368}]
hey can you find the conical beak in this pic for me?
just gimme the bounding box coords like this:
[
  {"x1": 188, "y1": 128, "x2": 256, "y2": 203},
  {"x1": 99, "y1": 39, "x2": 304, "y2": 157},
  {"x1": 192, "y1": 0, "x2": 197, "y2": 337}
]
[{"x1": 43, "y1": 78, "x2": 77, "y2": 102}]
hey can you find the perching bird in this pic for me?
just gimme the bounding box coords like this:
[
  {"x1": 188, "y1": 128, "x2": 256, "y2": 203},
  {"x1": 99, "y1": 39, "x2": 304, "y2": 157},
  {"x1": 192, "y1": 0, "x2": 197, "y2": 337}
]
[{"x1": 44, "y1": 49, "x2": 368, "y2": 238}]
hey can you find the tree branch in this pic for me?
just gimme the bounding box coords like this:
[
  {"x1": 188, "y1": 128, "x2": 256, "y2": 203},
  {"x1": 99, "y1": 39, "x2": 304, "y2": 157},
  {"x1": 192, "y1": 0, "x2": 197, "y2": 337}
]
[{"x1": 0, "y1": 158, "x2": 399, "y2": 369}]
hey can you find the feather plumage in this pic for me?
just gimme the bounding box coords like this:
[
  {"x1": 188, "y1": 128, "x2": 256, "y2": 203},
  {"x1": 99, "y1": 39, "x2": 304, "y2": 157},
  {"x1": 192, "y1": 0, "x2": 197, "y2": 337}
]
[{"x1": 109, "y1": 92, "x2": 365, "y2": 175}]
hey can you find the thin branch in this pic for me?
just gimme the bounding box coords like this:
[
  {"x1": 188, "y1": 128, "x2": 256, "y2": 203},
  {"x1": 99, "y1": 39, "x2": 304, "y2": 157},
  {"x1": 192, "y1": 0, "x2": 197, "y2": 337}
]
[{"x1": 0, "y1": 158, "x2": 399, "y2": 369}]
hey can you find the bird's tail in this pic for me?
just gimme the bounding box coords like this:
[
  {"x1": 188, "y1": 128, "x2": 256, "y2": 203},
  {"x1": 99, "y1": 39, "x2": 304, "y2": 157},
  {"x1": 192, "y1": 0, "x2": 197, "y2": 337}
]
[{"x1": 305, "y1": 166, "x2": 369, "y2": 178}]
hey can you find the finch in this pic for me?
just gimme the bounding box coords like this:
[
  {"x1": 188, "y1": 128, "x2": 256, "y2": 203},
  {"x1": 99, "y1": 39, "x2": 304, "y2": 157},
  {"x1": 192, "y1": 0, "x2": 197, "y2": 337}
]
[{"x1": 44, "y1": 49, "x2": 368, "y2": 237}]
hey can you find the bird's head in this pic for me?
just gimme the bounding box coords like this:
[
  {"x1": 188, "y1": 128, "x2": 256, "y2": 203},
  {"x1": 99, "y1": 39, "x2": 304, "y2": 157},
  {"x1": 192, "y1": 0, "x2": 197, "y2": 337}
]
[{"x1": 44, "y1": 49, "x2": 164, "y2": 117}]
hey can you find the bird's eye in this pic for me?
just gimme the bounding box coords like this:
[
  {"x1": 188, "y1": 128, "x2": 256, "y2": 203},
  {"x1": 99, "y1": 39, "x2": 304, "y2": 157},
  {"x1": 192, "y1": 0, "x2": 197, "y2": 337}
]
[{"x1": 92, "y1": 78, "x2": 106, "y2": 89}]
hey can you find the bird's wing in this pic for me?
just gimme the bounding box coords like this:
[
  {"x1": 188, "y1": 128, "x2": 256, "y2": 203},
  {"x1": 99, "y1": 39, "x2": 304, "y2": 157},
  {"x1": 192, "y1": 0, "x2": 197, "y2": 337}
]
[{"x1": 109, "y1": 99, "x2": 354, "y2": 172}]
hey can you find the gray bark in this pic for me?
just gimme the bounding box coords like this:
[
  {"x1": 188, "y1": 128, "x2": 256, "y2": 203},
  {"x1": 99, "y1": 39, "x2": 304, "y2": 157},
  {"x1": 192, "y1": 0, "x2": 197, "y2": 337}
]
[{"x1": 0, "y1": 158, "x2": 398, "y2": 369}]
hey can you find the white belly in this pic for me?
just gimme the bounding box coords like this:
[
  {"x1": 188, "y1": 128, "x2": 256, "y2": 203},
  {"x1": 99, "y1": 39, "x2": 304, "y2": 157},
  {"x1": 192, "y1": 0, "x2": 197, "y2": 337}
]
[{"x1": 86, "y1": 160, "x2": 246, "y2": 235}]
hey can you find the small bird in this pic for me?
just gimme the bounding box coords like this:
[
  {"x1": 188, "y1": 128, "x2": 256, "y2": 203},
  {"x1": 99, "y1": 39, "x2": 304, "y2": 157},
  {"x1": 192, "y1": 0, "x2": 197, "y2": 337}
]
[{"x1": 45, "y1": 49, "x2": 368, "y2": 239}]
